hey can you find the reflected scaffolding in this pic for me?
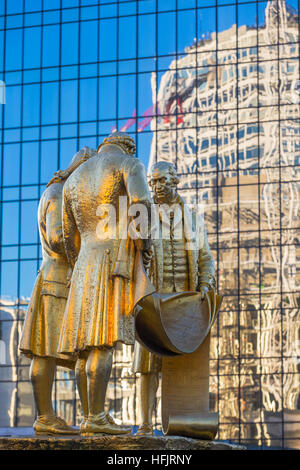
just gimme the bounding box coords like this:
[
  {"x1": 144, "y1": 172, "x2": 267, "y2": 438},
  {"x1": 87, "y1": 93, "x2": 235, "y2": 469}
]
[{"x1": 149, "y1": 0, "x2": 300, "y2": 448}]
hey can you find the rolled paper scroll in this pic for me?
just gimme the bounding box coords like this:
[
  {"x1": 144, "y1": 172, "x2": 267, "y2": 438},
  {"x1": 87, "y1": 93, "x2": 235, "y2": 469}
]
[
  {"x1": 161, "y1": 333, "x2": 218, "y2": 440},
  {"x1": 134, "y1": 251, "x2": 223, "y2": 439}
]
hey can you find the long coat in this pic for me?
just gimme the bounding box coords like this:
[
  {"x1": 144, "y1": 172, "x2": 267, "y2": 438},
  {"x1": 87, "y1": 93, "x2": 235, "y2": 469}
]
[
  {"x1": 58, "y1": 147, "x2": 153, "y2": 354},
  {"x1": 150, "y1": 194, "x2": 215, "y2": 292},
  {"x1": 132, "y1": 194, "x2": 215, "y2": 374},
  {"x1": 19, "y1": 182, "x2": 75, "y2": 368}
]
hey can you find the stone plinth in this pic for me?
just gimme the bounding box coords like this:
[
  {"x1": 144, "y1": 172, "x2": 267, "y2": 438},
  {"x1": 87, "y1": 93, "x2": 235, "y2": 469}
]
[{"x1": 0, "y1": 434, "x2": 245, "y2": 451}]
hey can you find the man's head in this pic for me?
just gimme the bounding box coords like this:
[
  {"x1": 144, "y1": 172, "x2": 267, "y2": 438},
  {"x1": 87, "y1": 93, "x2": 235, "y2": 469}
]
[
  {"x1": 97, "y1": 131, "x2": 136, "y2": 157},
  {"x1": 149, "y1": 161, "x2": 179, "y2": 203},
  {"x1": 47, "y1": 146, "x2": 96, "y2": 187},
  {"x1": 68, "y1": 146, "x2": 96, "y2": 168}
]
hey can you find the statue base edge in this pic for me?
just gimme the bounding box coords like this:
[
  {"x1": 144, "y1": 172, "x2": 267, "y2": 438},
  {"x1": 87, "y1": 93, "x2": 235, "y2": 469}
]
[{"x1": 0, "y1": 433, "x2": 245, "y2": 451}]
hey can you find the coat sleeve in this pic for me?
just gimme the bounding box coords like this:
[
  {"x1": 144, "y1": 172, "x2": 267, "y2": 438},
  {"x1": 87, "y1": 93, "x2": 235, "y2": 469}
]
[
  {"x1": 122, "y1": 158, "x2": 153, "y2": 250},
  {"x1": 62, "y1": 185, "x2": 80, "y2": 269},
  {"x1": 197, "y1": 215, "x2": 216, "y2": 289},
  {"x1": 122, "y1": 158, "x2": 152, "y2": 207}
]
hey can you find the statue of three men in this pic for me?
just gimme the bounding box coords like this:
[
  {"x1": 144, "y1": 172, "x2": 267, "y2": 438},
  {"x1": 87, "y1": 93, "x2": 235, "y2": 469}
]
[{"x1": 19, "y1": 132, "x2": 215, "y2": 436}]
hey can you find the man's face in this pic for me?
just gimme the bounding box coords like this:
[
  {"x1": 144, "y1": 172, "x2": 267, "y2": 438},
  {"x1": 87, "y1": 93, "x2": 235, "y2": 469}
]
[{"x1": 150, "y1": 168, "x2": 176, "y2": 203}]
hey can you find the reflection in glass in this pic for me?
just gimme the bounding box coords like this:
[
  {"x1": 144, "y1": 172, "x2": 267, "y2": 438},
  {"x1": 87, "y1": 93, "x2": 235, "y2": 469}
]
[{"x1": 149, "y1": 1, "x2": 300, "y2": 448}]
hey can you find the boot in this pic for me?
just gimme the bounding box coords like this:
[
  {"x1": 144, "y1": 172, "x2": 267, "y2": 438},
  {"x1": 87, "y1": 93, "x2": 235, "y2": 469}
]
[
  {"x1": 82, "y1": 412, "x2": 131, "y2": 436},
  {"x1": 34, "y1": 415, "x2": 79, "y2": 435},
  {"x1": 136, "y1": 423, "x2": 154, "y2": 436}
]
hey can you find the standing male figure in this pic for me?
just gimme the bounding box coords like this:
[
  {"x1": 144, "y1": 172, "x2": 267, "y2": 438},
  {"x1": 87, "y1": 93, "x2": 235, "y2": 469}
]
[
  {"x1": 19, "y1": 147, "x2": 96, "y2": 435},
  {"x1": 58, "y1": 132, "x2": 153, "y2": 435},
  {"x1": 133, "y1": 161, "x2": 215, "y2": 435}
]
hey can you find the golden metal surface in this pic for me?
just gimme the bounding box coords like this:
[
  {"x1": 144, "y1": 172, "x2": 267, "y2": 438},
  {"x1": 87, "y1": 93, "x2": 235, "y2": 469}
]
[
  {"x1": 136, "y1": 288, "x2": 222, "y2": 356},
  {"x1": 19, "y1": 147, "x2": 95, "y2": 365},
  {"x1": 20, "y1": 140, "x2": 222, "y2": 438},
  {"x1": 163, "y1": 411, "x2": 218, "y2": 440},
  {"x1": 46, "y1": 147, "x2": 97, "y2": 188},
  {"x1": 133, "y1": 163, "x2": 216, "y2": 373},
  {"x1": 161, "y1": 332, "x2": 218, "y2": 440},
  {"x1": 136, "y1": 288, "x2": 222, "y2": 439},
  {"x1": 58, "y1": 135, "x2": 153, "y2": 354},
  {"x1": 19, "y1": 148, "x2": 95, "y2": 432},
  {"x1": 133, "y1": 161, "x2": 221, "y2": 440},
  {"x1": 56, "y1": 132, "x2": 153, "y2": 433},
  {"x1": 162, "y1": 332, "x2": 218, "y2": 441}
]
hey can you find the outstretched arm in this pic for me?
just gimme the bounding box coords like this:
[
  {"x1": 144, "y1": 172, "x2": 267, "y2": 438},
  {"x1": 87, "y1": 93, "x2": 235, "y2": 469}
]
[
  {"x1": 122, "y1": 158, "x2": 152, "y2": 207},
  {"x1": 122, "y1": 158, "x2": 153, "y2": 252}
]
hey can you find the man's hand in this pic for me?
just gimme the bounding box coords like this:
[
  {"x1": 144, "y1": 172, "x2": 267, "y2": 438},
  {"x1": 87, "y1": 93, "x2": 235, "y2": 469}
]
[
  {"x1": 142, "y1": 247, "x2": 153, "y2": 270},
  {"x1": 47, "y1": 170, "x2": 68, "y2": 187},
  {"x1": 66, "y1": 267, "x2": 73, "y2": 288},
  {"x1": 199, "y1": 284, "x2": 209, "y2": 300}
]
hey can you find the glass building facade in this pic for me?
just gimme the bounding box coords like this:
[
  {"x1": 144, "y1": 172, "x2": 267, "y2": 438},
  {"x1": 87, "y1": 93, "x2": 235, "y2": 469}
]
[{"x1": 0, "y1": 0, "x2": 299, "y2": 449}]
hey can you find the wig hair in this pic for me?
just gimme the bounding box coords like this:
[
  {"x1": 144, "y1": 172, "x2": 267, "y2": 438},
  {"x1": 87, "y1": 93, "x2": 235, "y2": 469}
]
[
  {"x1": 97, "y1": 131, "x2": 136, "y2": 156},
  {"x1": 149, "y1": 161, "x2": 179, "y2": 186},
  {"x1": 69, "y1": 146, "x2": 97, "y2": 167},
  {"x1": 46, "y1": 146, "x2": 97, "y2": 187}
]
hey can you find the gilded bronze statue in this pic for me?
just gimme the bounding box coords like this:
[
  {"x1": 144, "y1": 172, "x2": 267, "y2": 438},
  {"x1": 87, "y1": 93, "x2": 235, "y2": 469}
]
[
  {"x1": 20, "y1": 133, "x2": 221, "y2": 440},
  {"x1": 132, "y1": 161, "x2": 221, "y2": 439},
  {"x1": 57, "y1": 132, "x2": 154, "y2": 435},
  {"x1": 19, "y1": 146, "x2": 96, "y2": 435}
]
